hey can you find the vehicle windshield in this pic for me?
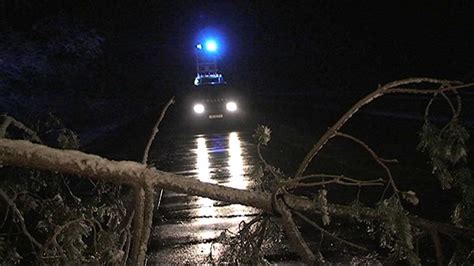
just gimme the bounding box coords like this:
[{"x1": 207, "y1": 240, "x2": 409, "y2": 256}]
[
  {"x1": 192, "y1": 84, "x2": 237, "y2": 98},
  {"x1": 194, "y1": 74, "x2": 225, "y2": 86}
]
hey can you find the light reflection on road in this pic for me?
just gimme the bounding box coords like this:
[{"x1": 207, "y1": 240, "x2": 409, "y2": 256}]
[
  {"x1": 151, "y1": 131, "x2": 259, "y2": 263},
  {"x1": 195, "y1": 136, "x2": 217, "y2": 239},
  {"x1": 227, "y1": 132, "x2": 247, "y2": 190},
  {"x1": 195, "y1": 137, "x2": 213, "y2": 184},
  {"x1": 193, "y1": 132, "x2": 254, "y2": 245}
]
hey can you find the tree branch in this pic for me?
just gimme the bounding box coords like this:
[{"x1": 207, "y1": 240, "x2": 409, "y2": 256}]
[
  {"x1": 137, "y1": 184, "x2": 155, "y2": 264},
  {"x1": 430, "y1": 229, "x2": 444, "y2": 266},
  {"x1": 0, "y1": 138, "x2": 273, "y2": 210},
  {"x1": 293, "y1": 210, "x2": 368, "y2": 251},
  {"x1": 1, "y1": 138, "x2": 474, "y2": 262},
  {"x1": 137, "y1": 97, "x2": 174, "y2": 263},
  {"x1": 295, "y1": 78, "x2": 473, "y2": 177},
  {"x1": 284, "y1": 173, "x2": 384, "y2": 189},
  {"x1": 0, "y1": 114, "x2": 42, "y2": 143},
  {"x1": 0, "y1": 188, "x2": 43, "y2": 249},
  {"x1": 129, "y1": 187, "x2": 145, "y2": 265},
  {"x1": 284, "y1": 194, "x2": 474, "y2": 239},
  {"x1": 275, "y1": 193, "x2": 319, "y2": 264},
  {"x1": 142, "y1": 97, "x2": 174, "y2": 165},
  {"x1": 334, "y1": 131, "x2": 399, "y2": 199}
]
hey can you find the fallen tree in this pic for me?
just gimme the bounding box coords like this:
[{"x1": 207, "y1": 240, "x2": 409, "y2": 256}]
[{"x1": 1, "y1": 78, "x2": 473, "y2": 264}]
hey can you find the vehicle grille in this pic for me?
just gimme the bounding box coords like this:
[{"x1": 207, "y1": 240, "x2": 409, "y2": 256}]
[
  {"x1": 205, "y1": 98, "x2": 225, "y2": 103},
  {"x1": 204, "y1": 98, "x2": 226, "y2": 113}
]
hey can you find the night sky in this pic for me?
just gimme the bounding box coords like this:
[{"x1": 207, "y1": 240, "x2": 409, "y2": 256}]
[{"x1": 2, "y1": 1, "x2": 474, "y2": 105}]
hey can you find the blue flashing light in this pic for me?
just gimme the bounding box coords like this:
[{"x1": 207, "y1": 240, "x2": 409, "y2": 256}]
[
  {"x1": 196, "y1": 44, "x2": 202, "y2": 49},
  {"x1": 205, "y1": 40, "x2": 217, "y2": 52}
]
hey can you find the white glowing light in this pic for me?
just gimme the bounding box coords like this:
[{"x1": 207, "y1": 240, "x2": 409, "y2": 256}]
[
  {"x1": 193, "y1": 104, "x2": 205, "y2": 114},
  {"x1": 226, "y1": 101, "x2": 237, "y2": 112}
]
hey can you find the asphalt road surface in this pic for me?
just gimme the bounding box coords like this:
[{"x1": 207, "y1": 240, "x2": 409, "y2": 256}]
[{"x1": 146, "y1": 130, "x2": 268, "y2": 264}]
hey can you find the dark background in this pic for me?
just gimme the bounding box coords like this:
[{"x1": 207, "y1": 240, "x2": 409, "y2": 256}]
[{"x1": 1, "y1": 0, "x2": 473, "y2": 136}]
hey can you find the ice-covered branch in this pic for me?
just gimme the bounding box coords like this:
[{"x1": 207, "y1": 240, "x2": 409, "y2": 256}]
[{"x1": 1, "y1": 138, "x2": 474, "y2": 263}]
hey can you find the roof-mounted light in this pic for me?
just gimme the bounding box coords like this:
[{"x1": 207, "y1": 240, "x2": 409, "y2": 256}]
[{"x1": 204, "y1": 39, "x2": 218, "y2": 52}]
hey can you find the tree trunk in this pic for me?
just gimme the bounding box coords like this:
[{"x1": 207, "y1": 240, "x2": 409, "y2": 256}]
[{"x1": 1, "y1": 138, "x2": 473, "y2": 263}]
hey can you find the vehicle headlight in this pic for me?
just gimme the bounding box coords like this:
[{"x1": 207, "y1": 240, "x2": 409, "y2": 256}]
[
  {"x1": 226, "y1": 101, "x2": 237, "y2": 112},
  {"x1": 193, "y1": 104, "x2": 205, "y2": 114}
]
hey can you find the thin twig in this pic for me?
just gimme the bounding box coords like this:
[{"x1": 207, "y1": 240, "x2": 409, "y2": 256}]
[
  {"x1": 254, "y1": 218, "x2": 268, "y2": 256},
  {"x1": 0, "y1": 200, "x2": 10, "y2": 228},
  {"x1": 387, "y1": 82, "x2": 474, "y2": 95},
  {"x1": 142, "y1": 97, "x2": 175, "y2": 165},
  {"x1": 430, "y1": 229, "x2": 444, "y2": 266},
  {"x1": 284, "y1": 173, "x2": 384, "y2": 189},
  {"x1": 422, "y1": 88, "x2": 462, "y2": 142},
  {"x1": 0, "y1": 115, "x2": 42, "y2": 143},
  {"x1": 130, "y1": 97, "x2": 174, "y2": 265},
  {"x1": 42, "y1": 217, "x2": 100, "y2": 261},
  {"x1": 293, "y1": 179, "x2": 384, "y2": 188},
  {"x1": 453, "y1": 89, "x2": 462, "y2": 117},
  {"x1": 440, "y1": 92, "x2": 457, "y2": 119},
  {"x1": 0, "y1": 188, "x2": 43, "y2": 249},
  {"x1": 62, "y1": 177, "x2": 82, "y2": 204},
  {"x1": 142, "y1": 97, "x2": 174, "y2": 225},
  {"x1": 293, "y1": 210, "x2": 368, "y2": 251},
  {"x1": 257, "y1": 143, "x2": 281, "y2": 179},
  {"x1": 334, "y1": 132, "x2": 399, "y2": 200},
  {"x1": 120, "y1": 210, "x2": 135, "y2": 266},
  {"x1": 424, "y1": 94, "x2": 438, "y2": 120},
  {"x1": 137, "y1": 184, "x2": 155, "y2": 264}
]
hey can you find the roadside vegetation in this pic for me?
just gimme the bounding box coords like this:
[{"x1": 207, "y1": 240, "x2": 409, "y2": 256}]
[{"x1": 1, "y1": 78, "x2": 473, "y2": 265}]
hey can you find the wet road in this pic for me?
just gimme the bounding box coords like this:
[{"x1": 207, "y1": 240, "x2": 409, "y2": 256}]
[
  {"x1": 147, "y1": 130, "x2": 262, "y2": 264},
  {"x1": 140, "y1": 93, "x2": 474, "y2": 264},
  {"x1": 86, "y1": 92, "x2": 474, "y2": 264}
]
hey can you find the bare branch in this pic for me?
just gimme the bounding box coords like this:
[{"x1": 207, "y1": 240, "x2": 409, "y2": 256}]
[
  {"x1": 275, "y1": 192, "x2": 320, "y2": 264},
  {"x1": 293, "y1": 210, "x2": 368, "y2": 251},
  {"x1": 284, "y1": 173, "x2": 384, "y2": 189},
  {"x1": 257, "y1": 143, "x2": 281, "y2": 179},
  {"x1": 430, "y1": 229, "x2": 444, "y2": 266},
  {"x1": 387, "y1": 82, "x2": 474, "y2": 95},
  {"x1": 142, "y1": 97, "x2": 175, "y2": 165},
  {"x1": 440, "y1": 92, "x2": 458, "y2": 119},
  {"x1": 0, "y1": 115, "x2": 42, "y2": 143},
  {"x1": 0, "y1": 188, "x2": 43, "y2": 249},
  {"x1": 129, "y1": 187, "x2": 145, "y2": 265},
  {"x1": 120, "y1": 210, "x2": 134, "y2": 266},
  {"x1": 140, "y1": 97, "x2": 174, "y2": 248},
  {"x1": 294, "y1": 179, "x2": 384, "y2": 188},
  {"x1": 334, "y1": 132, "x2": 399, "y2": 199},
  {"x1": 423, "y1": 86, "x2": 461, "y2": 125},
  {"x1": 295, "y1": 78, "x2": 473, "y2": 177},
  {"x1": 137, "y1": 184, "x2": 155, "y2": 264}
]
